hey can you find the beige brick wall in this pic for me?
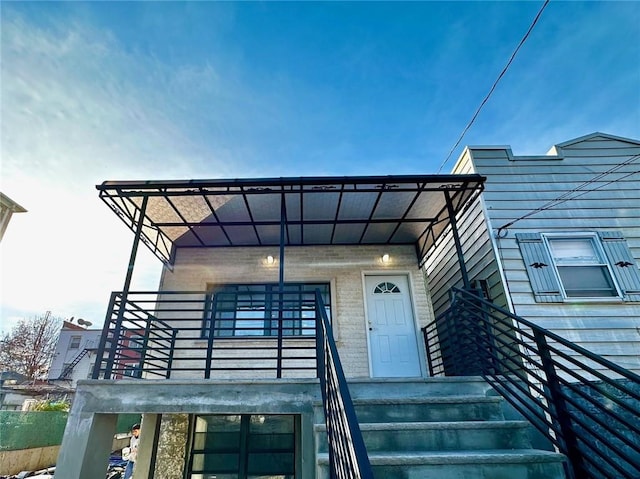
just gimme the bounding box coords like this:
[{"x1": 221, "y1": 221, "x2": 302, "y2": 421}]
[{"x1": 159, "y1": 244, "x2": 434, "y2": 378}]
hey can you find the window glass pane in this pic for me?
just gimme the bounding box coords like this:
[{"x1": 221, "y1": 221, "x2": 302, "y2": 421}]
[
  {"x1": 235, "y1": 310, "x2": 266, "y2": 336},
  {"x1": 129, "y1": 334, "x2": 144, "y2": 350},
  {"x1": 191, "y1": 416, "x2": 242, "y2": 477},
  {"x1": 246, "y1": 453, "x2": 294, "y2": 475},
  {"x1": 248, "y1": 414, "x2": 294, "y2": 433},
  {"x1": 191, "y1": 453, "x2": 239, "y2": 474},
  {"x1": 69, "y1": 336, "x2": 81, "y2": 349},
  {"x1": 374, "y1": 282, "x2": 400, "y2": 294},
  {"x1": 190, "y1": 415, "x2": 296, "y2": 479},
  {"x1": 206, "y1": 282, "x2": 330, "y2": 337},
  {"x1": 247, "y1": 415, "x2": 295, "y2": 476},
  {"x1": 557, "y1": 266, "x2": 617, "y2": 297},
  {"x1": 548, "y1": 238, "x2": 599, "y2": 263}
]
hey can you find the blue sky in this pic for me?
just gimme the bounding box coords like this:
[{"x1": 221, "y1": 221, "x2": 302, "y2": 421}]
[{"x1": 1, "y1": 1, "x2": 639, "y2": 332}]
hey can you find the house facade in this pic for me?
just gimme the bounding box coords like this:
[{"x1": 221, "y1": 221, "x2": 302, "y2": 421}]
[
  {"x1": 424, "y1": 132, "x2": 640, "y2": 377},
  {"x1": 54, "y1": 139, "x2": 639, "y2": 478},
  {"x1": 57, "y1": 175, "x2": 513, "y2": 479},
  {"x1": 48, "y1": 321, "x2": 102, "y2": 387}
]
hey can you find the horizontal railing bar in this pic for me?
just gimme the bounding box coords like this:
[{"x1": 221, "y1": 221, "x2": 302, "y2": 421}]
[
  {"x1": 486, "y1": 377, "x2": 564, "y2": 450},
  {"x1": 456, "y1": 307, "x2": 640, "y2": 421},
  {"x1": 454, "y1": 293, "x2": 640, "y2": 382},
  {"x1": 425, "y1": 288, "x2": 640, "y2": 479},
  {"x1": 457, "y1": 313, "x2": 640, "y2": 449},
  {"x1": 567, "y1": 412, "x2": 640, "y2": 472}
]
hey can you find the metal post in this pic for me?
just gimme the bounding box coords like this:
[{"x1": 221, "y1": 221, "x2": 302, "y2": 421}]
[
  {"x1": 104, "y1": 196, "x2": 148, "y2": 379},
  {"x1": 166, "y1": 329, "x2": 177, "y2": 379},
  {"x1": 444, "y1": 190, "x2": 471, "y2": 289},
  {"x1": 205, "y1": 294, "x2": 216, "y2": 379},
  {"x1": 93, "y1": 292, "x2": 117, "y2": 379},
  {"x1": 276, "y1": 193, "x2": 286, "y2": 377},
  {"x1": 279, "y1": 192, "x2": 286, "y2": 289},
  {"x1": 534, "y1": 330, "x2": 584, "y2": 479}
]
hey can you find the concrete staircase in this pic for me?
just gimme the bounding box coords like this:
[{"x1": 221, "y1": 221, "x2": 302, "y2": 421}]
[{"x1": 315, "y1": 377, "x2": 567, "y2": 479}]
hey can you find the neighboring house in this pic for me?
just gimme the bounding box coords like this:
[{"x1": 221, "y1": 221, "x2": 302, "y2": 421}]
[
  {"x1": 0, "y1": 371, "x2": 30, "y2": 410},
  {"x1": 0, "y1": 372, "x2": 70, "y2": 410},
  {"x1": 0, "y1": 192, "x2": 27, "y2": 242},
  {"x1": 48, "y1": 320, "x2": 102, "y2": 387},
  {"x1": 56, "y1": 137, "x2": 639, "y2": 479},
  {"x1": 425, "y1": 132, "x2": 640, "y2": 376}
]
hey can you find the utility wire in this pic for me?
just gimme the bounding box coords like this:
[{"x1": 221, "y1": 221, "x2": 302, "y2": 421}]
[
  {"x1": 496, "y1": 153, "x2": 640, "y2": 233},
  {"x1": 437, "y1": 0, "x2": 551, "y2": 174}
]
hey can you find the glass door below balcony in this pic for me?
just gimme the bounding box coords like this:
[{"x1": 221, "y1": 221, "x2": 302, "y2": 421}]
[{"x1": 188, "y1": 414, "x2": 297, "y2": 479}]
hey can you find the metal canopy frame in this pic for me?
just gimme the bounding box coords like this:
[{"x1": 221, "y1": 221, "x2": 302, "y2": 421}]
[{"x1": 97, "y1": 174, "x2": 485, "y2": 272}]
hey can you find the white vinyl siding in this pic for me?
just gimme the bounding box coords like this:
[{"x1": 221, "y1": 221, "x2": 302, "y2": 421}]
[
  {"x1": 428, "y1": 133, "x2": 640, "y2": 375},
  {"x1": 424, "y1": 147, "x2": 508, "y2": 318}
]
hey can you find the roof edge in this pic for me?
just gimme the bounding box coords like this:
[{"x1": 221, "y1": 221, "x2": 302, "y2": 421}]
[
  {"x1": 554, "y1": 131, "x2": 640, "y2": 148},
  {"x1": 96, "y1": 173, "x2": 485, "y2": 191}
]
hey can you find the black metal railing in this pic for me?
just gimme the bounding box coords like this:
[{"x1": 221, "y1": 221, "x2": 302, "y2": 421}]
[
  {"x1": 315, "y1": 290, "x2": 374, "y2": 479},
  {"x1": 92, "y1": 288, "x2": 373, "y2": 478},
  {"x1": 423, "y1": 287, "x2": 640, "y2": 479},
  {"x1": 93, "y1": 289, "x2": 327, "y2": 379}
]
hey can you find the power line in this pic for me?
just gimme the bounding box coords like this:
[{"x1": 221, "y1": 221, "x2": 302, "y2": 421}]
[
  {"x1": 496, "y1": 153, "x2": 640, "y2": 233},
  {"x1": 436, "y1": 0, "x2": 551, "y2": 174}
]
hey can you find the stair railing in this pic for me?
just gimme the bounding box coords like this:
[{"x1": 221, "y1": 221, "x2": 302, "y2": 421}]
[
  {"x1": 315, "y1": 290, "x2": 374, "y2": 479},
  {"x1": 57, "y1": 348, "x2": 90, "y2": 380},
  {"x1": 423, "y1": 287, "x2": 640, "y2": 479}
]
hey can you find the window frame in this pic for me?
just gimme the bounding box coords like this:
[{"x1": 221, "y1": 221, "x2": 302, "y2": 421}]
[
  {"x1": 188, "y1": 414, "x2": 299, "y2": 479},
  {"x1": 542, "y1": 233, "x2": 622, "y2": 300},
  {"x1": 68, "y1": 336, "x2": 81, "y2": 349},
  {"x1": 202, "y1": 282, "x2": 331, "y2": 338}
]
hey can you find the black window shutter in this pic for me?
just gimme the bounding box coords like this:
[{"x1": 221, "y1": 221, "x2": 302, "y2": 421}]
[
  {"x1": 515, "y1": 233, "x2": 563, "y2": 302},
  {"x1": 598, "y1": 231, "x2": 640, "y2": 302}
]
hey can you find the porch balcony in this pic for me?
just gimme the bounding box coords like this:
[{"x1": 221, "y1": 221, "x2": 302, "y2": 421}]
[{"x1": 93, "y1": 288, "x2": 332, "y2": 381}]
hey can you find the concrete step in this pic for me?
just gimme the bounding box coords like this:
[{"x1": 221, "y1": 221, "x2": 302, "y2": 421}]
[
  {"x1": 315, "y1": 420, "x2": 532, "y2": 453},
  {"x1": 345, "y1": 377, "x2": 493, "y2": 400},
  {"x1": 355, "y1": 395, "x2": 505, "y2": 423},
  {"x1": 316, "y1": 449, "x2": 567, "y2": 479},
  {"x1": 313, "y1": 395, "x2": 505, "y2": 424},
  {"x1": 314, "y1": 378, "x2": 566, "y2": 478}
]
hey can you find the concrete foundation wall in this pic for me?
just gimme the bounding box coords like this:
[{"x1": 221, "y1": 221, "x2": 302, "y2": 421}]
[
  {"x1": 56, "y1": 380, "x2": 321, "y2": 479},
  {"x1": 0, "y1": 445, "x2": 59, "y2": 476},
  {"x1": 160, "y1": 244, "x2": 433, "y2": 378},
  {"x1": 0, "y1": 434, "x2": 131, "y2": 475}
]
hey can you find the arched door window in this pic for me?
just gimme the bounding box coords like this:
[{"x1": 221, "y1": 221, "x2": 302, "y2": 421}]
[{"x1": 373, "y1": 282, "x2": 401, "y2": 294}]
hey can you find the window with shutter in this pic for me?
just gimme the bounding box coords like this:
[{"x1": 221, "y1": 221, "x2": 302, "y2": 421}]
[
  {"x1": 598, "y1": 231, "x2": 640, "y2": 301},
  {"x1": 516, "y1": 233, "x2": 563, "y2": 302},
  {"x1": 517, "y1": 232, "x2": 640, "y2": 302},
  {"x1": 544, "y1": 235, "x2": 618, "y2": 298}
]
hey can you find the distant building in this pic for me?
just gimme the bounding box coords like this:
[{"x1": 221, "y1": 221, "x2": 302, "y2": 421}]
[
  {"x1": 48, "y1": 320, "x2": 102, "y2": 387},
  {"x1": 0, "y1": 192, "x2": 27, "y2": 242}
]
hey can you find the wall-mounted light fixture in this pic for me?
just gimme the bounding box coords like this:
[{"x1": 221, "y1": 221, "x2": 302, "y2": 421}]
[
  {"x1": 266, "y1": 255, "x2": 275, "y2": 264},
  {"x1": 381, "y1": 254, "x2": 390, "y2": 263}
]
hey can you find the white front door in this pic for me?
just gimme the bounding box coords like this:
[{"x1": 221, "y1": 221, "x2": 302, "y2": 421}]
[{"x1": 365, "y1": 275, "x2": 422, "y2": 378}]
